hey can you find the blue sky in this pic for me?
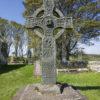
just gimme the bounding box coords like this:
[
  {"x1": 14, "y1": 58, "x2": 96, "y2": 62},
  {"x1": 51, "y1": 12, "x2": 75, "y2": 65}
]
[
  {"x1": 0, "y1": 0, "x2": 25, "y2": 24},
  {"x1": 0, "y1": 0, "x2": 100, "y2": 55}
]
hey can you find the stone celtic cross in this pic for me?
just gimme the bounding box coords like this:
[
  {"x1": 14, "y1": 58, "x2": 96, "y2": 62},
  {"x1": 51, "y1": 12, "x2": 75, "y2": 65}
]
[{"x1": 26, "y1": 0, "x2": 73, "y2": 84}]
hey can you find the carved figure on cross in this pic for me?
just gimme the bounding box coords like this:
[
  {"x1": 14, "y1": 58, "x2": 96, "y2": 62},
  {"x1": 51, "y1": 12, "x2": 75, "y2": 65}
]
[{"x1": 26, "y1": 0, "x2": 73, "y2": 84}]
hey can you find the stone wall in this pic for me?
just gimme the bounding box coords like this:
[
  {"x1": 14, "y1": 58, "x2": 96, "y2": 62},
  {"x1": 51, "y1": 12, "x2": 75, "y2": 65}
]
[
  {"x1": 57, "y1": 61, "x2": 100, "y2": 72},
  {"x1": 88, "y1": 61, "x2": 100, "y2": 72},
  {"x1": 57, "y1": 61, "x2": 88, "y2": 69}
]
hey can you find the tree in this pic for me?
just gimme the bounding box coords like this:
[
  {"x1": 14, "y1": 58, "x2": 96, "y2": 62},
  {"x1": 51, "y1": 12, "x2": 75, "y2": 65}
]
[
  {"x1": 0, "y1": 16, "x2": 27, "y2": 64},
  {"x1": 23, "y1": 0, "x2": 42, "y2": 17},
  {"x1": 0, "y1": 18, "x2": 10, "y2": 64},
  {"x1": 11, "y1": 21, "x2": 25, "y2": 58},
  {"x1": 23, "y1": 0, "x2": 100, "y2": 62},
  {"x1": 55, "y1": 0, "x2": 100, "y2": 61},
  {"x1": 23, "y1": 0, "x2": 42, "y2": 60}
]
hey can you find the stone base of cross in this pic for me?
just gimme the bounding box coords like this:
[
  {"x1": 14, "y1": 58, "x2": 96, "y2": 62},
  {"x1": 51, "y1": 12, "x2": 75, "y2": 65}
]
[{"x1": 26, "y1": 0, "x2": 73, "y2": 84}]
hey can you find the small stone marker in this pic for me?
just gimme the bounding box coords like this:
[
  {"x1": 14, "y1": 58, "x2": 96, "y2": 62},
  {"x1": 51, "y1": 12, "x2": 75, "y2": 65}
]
[
  {"x1": 34, "y1": 60, "x2": 42, "y2": 77},
  {"x1": 26, "y1": 0, "x2": 73, "y2": 84}
]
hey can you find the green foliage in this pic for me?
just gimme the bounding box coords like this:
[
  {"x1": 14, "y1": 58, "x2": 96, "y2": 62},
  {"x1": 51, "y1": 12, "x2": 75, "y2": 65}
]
[
  {"x1": 23, "y1": 0, "x2": 100, "y2": 61},
  {"x1": 78, "y1": 2, "x2": 97, "y2": 13},
  {"x1": 23, "y1": 0, "x2": 42, "y2": 17},
  {"x1": 83, "y1": 20, "x2": 100, "y2": 28},
  {"x1": 0, "y1": 18, "x2": 9, "y2": 64},
  {"x1": 0, "y1": 17, "x2": 8, "y2": 36},
  {"x1": 0, "y1": 17, "x2": 8, "y2": 24},
  {"x1": 11, "y1": 21, "x2": 23, "y2": 30},
  {"x1": 28, "y1": 29, "x2": 41, "y2": 49},
  {"x1": 70, "y1": 54, "x2": 100, "y2": 61},
  {"x1": 83, "y1": 54, "x2": 100, "y2": 61}
]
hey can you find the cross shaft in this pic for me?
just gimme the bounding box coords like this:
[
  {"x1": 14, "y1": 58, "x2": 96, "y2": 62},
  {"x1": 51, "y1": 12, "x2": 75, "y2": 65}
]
[{"x1": 26, "y1": 0, "x2": 73, "y2": 84}]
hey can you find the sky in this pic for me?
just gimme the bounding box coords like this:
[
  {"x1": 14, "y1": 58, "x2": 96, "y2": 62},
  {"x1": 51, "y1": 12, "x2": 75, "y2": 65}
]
[
  {"x1": 0, "y1": 0, "x2": 100, "y2": 55},
  {"x1": 78, "y1": 40, "x2": 100, "y2": 55},
  {"x1": 0, "y1": 0, "x2": 25, "y2": 24}
]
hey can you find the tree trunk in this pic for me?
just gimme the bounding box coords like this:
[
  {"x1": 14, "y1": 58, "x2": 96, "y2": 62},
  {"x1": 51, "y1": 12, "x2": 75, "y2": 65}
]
[
  {"x1": 61, "y1": 33, "x2": 67, "y2": 63},
  {"x1": 15, "y1": 45, "x2": 18, "y2": 58},
  {"x1": 66, "y1": 48, "x2": 70, "y2": 61},
  {"x1": 0, "y1": 42, "x2": 8, "y2": 65}
]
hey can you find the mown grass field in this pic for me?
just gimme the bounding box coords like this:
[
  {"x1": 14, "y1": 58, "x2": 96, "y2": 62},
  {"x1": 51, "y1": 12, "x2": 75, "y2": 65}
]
[{"x1": 0, "y1": 65, "x2": 100, "y2": 100}]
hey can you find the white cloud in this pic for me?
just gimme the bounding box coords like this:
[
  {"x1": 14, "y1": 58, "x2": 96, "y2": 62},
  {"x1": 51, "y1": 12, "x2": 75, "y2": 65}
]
[{"x1": 78, "y1": 41, "x2": 100, "y2": 55}]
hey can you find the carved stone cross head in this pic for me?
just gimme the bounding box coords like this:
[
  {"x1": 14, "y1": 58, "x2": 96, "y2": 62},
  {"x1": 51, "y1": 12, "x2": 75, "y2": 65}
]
[
  {"x1": 26, "y1": 0, "x2": 73, "y2": 84},
  {"x1": 26, "y1": 0, "x2": 73, "y2": 38}
]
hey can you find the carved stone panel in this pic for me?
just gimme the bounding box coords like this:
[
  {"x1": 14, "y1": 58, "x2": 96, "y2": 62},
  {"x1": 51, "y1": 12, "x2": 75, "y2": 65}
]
[
  {"x1": 26, "y1": 17, "x2": 44, "y2": 29},
  {"x1": 42, "y1": 59, "x2": 56, "y2": 84},
  {"x1": 42, "y1": 37, "x2": 54, "y2": 48}
]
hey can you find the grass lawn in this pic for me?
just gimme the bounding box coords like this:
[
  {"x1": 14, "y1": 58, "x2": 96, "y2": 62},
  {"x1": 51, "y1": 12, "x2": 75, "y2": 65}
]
[{"x1": 0, "y1": 65, "x2": 100, "y2": 100}]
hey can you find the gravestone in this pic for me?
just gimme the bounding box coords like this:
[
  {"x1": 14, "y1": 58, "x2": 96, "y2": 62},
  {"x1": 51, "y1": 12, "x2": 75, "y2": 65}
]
[
  {"x1": 34, "y1": 60, "x2": 42, "y2": 77},
  {"x1": 26, "y1": 0, "x2": 73, "y2": 84}
]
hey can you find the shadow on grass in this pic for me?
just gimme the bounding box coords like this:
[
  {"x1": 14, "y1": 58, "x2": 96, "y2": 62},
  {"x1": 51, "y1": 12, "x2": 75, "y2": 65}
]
[
  {"x1": 56, "y1": 82, "x2": 100, "y2": 93},
  {"x1": 0, "y1": 64, "x2": 27, "y2": 74},
  {"x1": 73, "y1": 86, "x2": 100, "y2": 91}
]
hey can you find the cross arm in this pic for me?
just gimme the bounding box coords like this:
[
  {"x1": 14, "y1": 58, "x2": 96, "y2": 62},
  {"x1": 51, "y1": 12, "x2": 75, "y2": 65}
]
[
  {"x1": 54, "y1": 17, "x2": 73, "y2": 29},
  {"x1": 54, "y1": 17, "x2": 73, "y2": 39},
  {"x1": 25, "y1": 17, "x2": 44, "y2": 29},
  {"x1": 34, "y1": 30, "x2": 44, "y2": 38},
  {"x1": 55, "y1": 29, "x2": 64, "y2": 40}
]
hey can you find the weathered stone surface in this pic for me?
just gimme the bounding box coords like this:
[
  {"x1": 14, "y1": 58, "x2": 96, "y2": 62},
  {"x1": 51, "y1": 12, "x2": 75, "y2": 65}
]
[
  {"x1": 34, "y1": 60, "x2": 42, "y2": 76},
  {"x1": 25, "y1": 0, "x2": 73, "y2": 84},
  {"x1": 12, "y1": 84, "x2": 87, "y2": 100},
  {"x1": 88, "y1": 61, "x2": 100, "y2": 72}
]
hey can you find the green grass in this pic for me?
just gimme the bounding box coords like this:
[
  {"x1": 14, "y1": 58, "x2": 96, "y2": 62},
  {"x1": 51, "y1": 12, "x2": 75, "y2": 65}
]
[
  {"x1": 0, "y1": 65, "x2": 41, "y2": 100},
  {"x1": 58, "y1": 72, "x2": 100, "y2": 100},
  {"x1": 0, "y1": 65, "x2": 100, "y2": 100}
]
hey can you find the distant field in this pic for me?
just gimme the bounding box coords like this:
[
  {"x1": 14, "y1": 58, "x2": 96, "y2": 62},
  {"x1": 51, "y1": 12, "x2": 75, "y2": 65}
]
[
  {"x1": 83, "y1": 54, "x2": 100, "y2": 61},
  {"x1": 0, "y1": 65, "x2": 100, "y2": 100},
  {"x1": 70, "y1": 54, "x2": 100, "y2": 61}
]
